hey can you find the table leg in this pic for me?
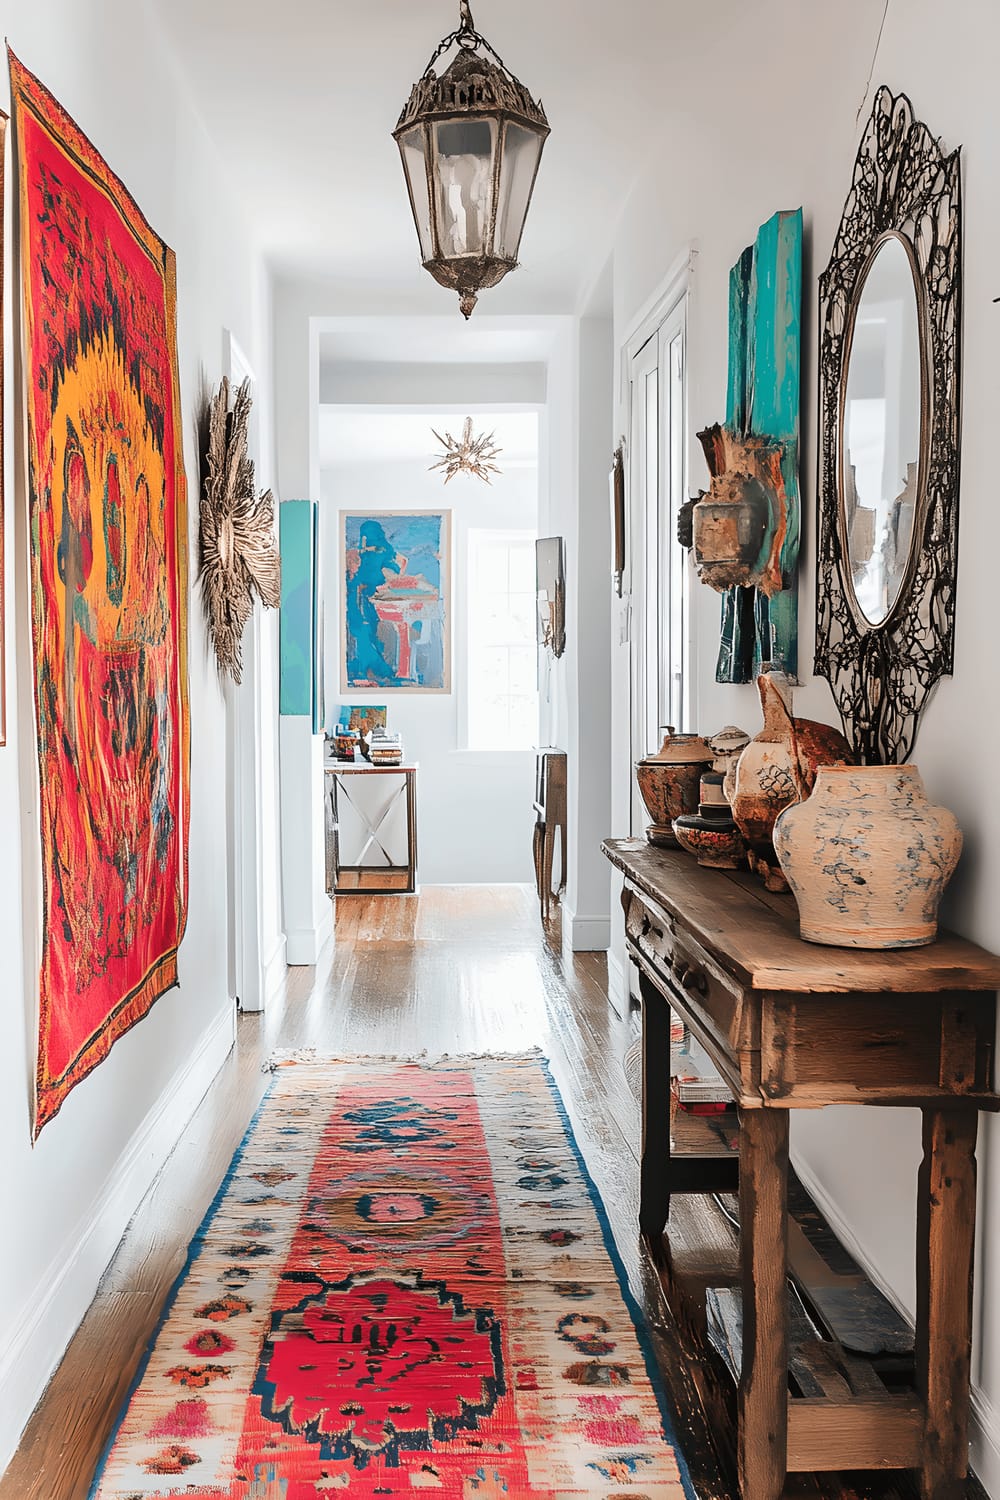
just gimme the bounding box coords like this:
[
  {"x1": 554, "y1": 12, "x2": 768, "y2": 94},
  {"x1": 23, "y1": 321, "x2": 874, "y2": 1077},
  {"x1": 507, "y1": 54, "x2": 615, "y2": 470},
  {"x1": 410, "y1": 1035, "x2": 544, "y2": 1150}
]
[
  {"x1": 405, "y1": 769, "x2": 418, "y2": 892},
  {"x1": 541, "y1": 821, "x2": 556, "y2": 920},
  {"x1": 738, "y1": 1105, "x2": 790, "y2": 1500},
  {"x1": 329, "y1": 775, "x2": 341, "y2": 894},
  {"x1": 916, "y1": 1107, "x2": 978, "y2": 1500},
  {"x1": 638, "y1": 971, "x2": 673, "y2": 1245},
  {"x1": 532, "y1": 821, "x2": 545, "y2": 912}
]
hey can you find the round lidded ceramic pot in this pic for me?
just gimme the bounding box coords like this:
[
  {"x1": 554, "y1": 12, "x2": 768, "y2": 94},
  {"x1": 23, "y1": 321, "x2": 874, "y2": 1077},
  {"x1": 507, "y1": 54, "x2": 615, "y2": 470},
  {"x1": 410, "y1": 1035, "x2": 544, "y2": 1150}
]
[
  {"x1": 773, "y1": 764, "x2": 962, "y2": 949},
  {"x1": 672, "y1": 807, "x2": 745, "y2": 869},
  {"x1": 635, "y1": 728, "x2": 713, "y2": 847}
]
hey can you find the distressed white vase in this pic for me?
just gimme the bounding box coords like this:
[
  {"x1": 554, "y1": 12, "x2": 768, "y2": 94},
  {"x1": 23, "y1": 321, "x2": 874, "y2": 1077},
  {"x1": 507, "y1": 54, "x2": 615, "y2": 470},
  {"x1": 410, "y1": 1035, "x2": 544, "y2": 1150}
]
[{"x1": 772, "y1": 765, "x2": 962, "y2": 949}]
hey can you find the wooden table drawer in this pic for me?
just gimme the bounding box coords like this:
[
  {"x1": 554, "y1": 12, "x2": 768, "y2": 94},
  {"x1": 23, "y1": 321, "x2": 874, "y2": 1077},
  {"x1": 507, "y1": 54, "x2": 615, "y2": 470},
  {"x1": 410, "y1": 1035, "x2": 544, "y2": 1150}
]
[
  {"x1": 759, "y1": 990, "x2": 997, "y2": 1106},
  {"x1": 625, "y1": 889, "x2": 757, "y2": 1097}
]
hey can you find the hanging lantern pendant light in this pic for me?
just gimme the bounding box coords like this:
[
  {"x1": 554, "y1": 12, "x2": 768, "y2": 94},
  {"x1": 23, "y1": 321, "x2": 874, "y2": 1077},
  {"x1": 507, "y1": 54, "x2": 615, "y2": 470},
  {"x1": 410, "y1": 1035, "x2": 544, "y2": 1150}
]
[{"x1": 394, "y1": 0, "x2": 550, "y2": 318}]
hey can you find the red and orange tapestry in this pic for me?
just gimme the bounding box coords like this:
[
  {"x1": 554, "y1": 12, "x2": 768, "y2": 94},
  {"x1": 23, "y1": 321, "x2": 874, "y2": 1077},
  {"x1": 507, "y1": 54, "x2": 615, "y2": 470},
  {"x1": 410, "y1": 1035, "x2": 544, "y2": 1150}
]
[
  {"x1": 89, "y1": 1055, "x2": 694, "y2": 1497},
  {"x1": 11, "y1": 53, "x2": 190, "y2": 1135}
]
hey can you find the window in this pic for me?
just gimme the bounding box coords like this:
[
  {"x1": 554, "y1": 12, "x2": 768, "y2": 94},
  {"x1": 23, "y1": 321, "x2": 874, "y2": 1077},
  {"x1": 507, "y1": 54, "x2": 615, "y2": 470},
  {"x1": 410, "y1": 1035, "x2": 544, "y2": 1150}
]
[{"x1": 465, "y1": 529, "x2": 538, "y2": 750}]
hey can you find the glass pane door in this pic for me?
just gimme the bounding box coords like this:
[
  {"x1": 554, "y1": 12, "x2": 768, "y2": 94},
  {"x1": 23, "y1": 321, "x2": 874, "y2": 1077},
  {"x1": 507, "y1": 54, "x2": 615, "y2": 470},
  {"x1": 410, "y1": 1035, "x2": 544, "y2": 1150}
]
[{"x1": 628, "y1": 299, "x2": 688, "y2": 836}]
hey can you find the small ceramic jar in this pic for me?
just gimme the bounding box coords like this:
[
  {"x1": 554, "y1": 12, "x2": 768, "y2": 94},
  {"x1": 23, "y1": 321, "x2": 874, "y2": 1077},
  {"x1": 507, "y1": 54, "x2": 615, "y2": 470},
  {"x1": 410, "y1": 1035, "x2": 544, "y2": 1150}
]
[
  {"x1": 707, "y1": 725, "x2": 751, "y2": 800},
  {"x1": 671, "y1": 770, "x2": 746, "y2": 869}
]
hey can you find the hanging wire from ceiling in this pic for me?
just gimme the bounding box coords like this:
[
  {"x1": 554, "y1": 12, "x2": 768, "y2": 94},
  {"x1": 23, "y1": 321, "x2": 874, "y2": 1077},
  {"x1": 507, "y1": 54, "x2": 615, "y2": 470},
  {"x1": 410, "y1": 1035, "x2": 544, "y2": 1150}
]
[{"x1": 856, "y1": 0, "x2": 892, "y2": 123}]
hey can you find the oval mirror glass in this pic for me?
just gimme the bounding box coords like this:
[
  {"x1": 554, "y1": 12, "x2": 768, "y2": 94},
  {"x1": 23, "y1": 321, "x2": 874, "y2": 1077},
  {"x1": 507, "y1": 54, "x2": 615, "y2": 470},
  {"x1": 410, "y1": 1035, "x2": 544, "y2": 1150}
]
[{"x1": 841, "y1": 234, "x2": 924, "y2": 625}]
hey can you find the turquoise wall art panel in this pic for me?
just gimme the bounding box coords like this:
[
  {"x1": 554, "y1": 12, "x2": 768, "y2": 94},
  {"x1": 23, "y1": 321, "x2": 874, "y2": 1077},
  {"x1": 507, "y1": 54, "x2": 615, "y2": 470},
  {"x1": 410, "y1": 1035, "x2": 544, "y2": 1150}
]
[
  {"x1": 691, "y1": 208, "x2": 802, "y2": 683},
  {"x1": 279, "y1": 498, "x2": 316, "y2": 717},
  {"x1": 312, "y1": 501, "x2": 325, "y2": 734}
]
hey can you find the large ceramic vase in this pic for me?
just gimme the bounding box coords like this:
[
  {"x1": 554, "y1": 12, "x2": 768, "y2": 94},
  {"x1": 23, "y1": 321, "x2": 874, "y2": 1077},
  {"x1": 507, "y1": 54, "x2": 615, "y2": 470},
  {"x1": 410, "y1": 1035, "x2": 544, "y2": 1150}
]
[
  {"x1": 635, "y1": 729, "x2": 713, "y2": 846},
  {"x1": 729, "y1": 673, "x2": 855, "y2": 891},
  {"x1": 773, "y1": 765, "x2": 962, "y2": 949}
]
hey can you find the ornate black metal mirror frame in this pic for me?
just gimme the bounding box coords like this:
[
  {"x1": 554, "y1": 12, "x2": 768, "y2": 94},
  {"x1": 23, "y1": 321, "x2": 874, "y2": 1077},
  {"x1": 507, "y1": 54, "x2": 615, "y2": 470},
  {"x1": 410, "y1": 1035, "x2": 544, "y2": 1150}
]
[{"x1": 815, "y1": 86, "x2": 961, "y2": 764}]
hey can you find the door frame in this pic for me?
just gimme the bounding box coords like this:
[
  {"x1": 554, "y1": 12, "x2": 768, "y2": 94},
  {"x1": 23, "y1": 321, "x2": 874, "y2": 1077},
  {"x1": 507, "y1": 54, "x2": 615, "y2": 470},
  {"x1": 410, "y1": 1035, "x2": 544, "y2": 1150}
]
[
  {"x1": 224, "y1": 331, "x2": 268, "y2": 1013},
  {"x1": 622, "y1": 259, "x2": 691, "y2": 835}
]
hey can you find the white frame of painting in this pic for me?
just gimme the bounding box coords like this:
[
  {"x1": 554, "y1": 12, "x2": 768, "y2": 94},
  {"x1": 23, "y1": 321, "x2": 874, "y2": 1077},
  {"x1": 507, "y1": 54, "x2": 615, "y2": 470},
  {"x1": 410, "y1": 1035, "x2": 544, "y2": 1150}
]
[{"x1": 339, "y1": 509, "x2": 453, "y2": 695}]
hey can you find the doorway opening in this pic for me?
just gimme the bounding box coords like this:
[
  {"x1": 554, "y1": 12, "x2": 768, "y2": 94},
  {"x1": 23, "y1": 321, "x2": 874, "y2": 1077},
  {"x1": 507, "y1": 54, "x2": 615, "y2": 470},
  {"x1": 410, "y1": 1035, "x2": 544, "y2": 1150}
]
[{"x1": 319, "y1": 405, "x2": 540, "y2": 887}]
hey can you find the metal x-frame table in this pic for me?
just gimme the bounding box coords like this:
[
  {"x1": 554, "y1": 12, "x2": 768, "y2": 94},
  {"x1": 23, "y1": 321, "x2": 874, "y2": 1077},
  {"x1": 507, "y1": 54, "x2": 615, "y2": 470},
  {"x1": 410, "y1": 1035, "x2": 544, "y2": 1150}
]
[{"x1": 324, "y1": 762, "x2": 418, "y2": 895}]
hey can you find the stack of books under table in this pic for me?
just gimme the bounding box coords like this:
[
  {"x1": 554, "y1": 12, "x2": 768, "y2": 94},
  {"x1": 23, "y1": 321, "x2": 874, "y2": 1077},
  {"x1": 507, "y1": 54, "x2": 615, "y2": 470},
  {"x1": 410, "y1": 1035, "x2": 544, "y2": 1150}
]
[{"x1": 671, "y1": 1017, "x2": 733, "y2": 1116}]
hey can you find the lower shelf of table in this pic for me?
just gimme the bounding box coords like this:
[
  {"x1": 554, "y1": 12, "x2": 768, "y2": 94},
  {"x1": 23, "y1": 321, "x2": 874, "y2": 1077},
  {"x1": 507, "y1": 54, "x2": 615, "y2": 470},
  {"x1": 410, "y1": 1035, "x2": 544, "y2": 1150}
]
[
  {"x1": 651, "y1": 1172, "x2": 926, "y2": 1483},
  {"x1": 333, "y1": 867, "x2": 415, "y2": 895}
]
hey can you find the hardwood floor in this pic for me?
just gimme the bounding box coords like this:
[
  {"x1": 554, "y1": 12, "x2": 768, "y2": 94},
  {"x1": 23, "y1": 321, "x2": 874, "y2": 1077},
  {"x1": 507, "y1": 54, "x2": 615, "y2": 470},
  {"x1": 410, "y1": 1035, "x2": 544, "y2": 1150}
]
[{"x1": 0, "y1": 885, "x2": 727, "y2": 1500}]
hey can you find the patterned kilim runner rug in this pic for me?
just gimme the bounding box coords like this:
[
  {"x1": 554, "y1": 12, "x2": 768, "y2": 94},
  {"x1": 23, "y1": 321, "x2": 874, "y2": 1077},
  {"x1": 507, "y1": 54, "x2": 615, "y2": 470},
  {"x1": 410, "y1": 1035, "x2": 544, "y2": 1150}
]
[{"x1": 90, "y1": 1054, "x2": 694, "y2": 1498}]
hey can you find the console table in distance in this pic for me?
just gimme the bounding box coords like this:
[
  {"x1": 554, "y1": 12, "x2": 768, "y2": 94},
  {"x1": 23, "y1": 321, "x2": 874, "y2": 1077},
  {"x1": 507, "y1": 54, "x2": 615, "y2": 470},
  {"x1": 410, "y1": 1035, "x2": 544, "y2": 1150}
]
[{"x1": 325, "y1": 761, "x2": 418, "y2": 895}]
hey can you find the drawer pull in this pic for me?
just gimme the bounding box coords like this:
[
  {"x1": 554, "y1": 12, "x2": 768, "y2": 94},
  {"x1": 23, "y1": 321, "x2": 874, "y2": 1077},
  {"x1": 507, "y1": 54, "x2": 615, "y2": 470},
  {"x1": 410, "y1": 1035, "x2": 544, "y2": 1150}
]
[{"x1": 680, "y1": 966, "x2": 708, "y2": 996}]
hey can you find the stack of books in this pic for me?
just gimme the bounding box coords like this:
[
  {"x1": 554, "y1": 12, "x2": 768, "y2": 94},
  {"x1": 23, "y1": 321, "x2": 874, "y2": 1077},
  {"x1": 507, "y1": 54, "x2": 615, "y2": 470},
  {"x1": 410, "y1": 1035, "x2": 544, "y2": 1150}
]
[
  {"x1": 674, "y1": 1075, "x2": 733, "y2": 1114},
  {"x1": 671, "y1": 1019, "x2": 733, "y2": 1115},
  {"x1": 369, "y1": 729, "x2": 404, "y2": 766}
]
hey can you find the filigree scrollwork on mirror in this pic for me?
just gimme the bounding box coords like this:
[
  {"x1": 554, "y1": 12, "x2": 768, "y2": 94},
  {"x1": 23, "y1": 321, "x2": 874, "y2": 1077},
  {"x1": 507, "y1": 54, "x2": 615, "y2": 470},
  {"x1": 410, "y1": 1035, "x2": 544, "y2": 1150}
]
[{"x1": 814, "y1": 87, "x2": 961, "y2": 765}]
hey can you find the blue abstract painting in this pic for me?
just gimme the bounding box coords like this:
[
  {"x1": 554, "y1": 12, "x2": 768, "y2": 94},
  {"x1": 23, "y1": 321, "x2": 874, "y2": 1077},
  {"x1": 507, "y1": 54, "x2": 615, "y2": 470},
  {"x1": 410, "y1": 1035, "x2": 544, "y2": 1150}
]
[{"x1": 341, "y1": 511, "x2": 451, "y2": 692}]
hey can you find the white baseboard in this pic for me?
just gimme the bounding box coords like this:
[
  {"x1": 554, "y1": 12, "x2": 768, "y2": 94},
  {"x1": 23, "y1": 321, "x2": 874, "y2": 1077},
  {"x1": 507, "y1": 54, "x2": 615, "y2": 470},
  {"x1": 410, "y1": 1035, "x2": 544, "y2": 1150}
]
[
  {"x1": 793, "y1": 1154, "x2": 999, "y2": 1497},
  {"x1": 285, "y1": 901, "x2": 333, "y2": 966},
  {"x1": 262, "y1": 933, "x2": 287, "y2": 1003},
  {"x1": 0, "y1": 1002, "x2": 236, "y2": 1475},
  {"x1": 561, "y1": 909, "x2": 611, "y2": 956},
  {"x1": 606, "y1": 950, "x2": 628, "y2": 1017},
  {"x1": 971, "y1": 1390, "x2": 1000, "y2": 1499}
]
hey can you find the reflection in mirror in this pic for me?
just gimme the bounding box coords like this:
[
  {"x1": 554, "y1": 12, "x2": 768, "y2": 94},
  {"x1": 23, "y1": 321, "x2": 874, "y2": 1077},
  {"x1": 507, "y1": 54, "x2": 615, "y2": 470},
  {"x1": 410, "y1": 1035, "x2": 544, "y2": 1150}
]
[{"x1": 841, "y1": 235, "x2": 923, "y2": 625}]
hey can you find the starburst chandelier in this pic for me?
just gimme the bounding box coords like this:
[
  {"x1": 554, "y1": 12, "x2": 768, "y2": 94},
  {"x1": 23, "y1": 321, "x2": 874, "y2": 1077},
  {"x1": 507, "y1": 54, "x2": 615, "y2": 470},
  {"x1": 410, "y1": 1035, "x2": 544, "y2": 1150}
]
[
  {"x1": 430, "y1": 417, "x2": 503, "y2": 484},
  {"x1": 393, "y1": 0, "x2": 550, "y2": 318}
]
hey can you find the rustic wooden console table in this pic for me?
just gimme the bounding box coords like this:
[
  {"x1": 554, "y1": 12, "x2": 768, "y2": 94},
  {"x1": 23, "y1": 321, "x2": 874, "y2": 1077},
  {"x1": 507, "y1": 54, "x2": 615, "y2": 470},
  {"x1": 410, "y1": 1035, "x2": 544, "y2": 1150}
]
[{"x1": 603, "y1": 837, "x2": 1000, "y2": 1500}]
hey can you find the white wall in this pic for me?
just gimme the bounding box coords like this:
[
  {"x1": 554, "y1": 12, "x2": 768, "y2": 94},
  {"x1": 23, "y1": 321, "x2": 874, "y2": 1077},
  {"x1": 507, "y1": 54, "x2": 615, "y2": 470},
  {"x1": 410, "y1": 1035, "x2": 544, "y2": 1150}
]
[
  {"x1": 321, "y1": 363, "x2": 547, "y2": 407},
  {"x1": 609, "y1": 0, "x2": 1000, "y2": 1482},
  {"x1": 0, "y1": 0, "x2": 272, "y2": 1470},
  {"x1": 534, "y1": 316, "x2": 615, "y2": 953},
  {"x1": 320, "y1": 439, "x2": 538, "y2": 885}
]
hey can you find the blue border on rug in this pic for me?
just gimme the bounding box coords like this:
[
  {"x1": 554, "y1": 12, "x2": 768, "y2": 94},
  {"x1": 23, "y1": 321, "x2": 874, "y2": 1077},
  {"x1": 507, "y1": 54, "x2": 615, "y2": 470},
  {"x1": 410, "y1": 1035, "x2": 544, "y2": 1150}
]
[
  {"x1": 539, "y1": 1057, "x2": 699, "y2": 1500},
  {"x1": 86, "y1": 1081, "x2": 276, "y2": 1499}
]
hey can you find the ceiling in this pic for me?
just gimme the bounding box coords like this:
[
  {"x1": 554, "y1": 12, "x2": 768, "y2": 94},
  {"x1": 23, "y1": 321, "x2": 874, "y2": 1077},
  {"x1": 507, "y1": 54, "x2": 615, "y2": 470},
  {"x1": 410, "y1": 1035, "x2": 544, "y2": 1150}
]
[
  {"x1": 319, "y1": 409, "x2": 539, "y2": 468},
  {"x1": 148, "y1": 0, "x2": 745, "y2": 311}
]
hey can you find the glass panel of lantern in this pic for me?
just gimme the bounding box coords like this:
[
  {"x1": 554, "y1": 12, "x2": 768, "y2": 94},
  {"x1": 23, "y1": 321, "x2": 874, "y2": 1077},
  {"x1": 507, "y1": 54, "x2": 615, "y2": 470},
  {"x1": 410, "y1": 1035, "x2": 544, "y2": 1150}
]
[
  {"x1": 398, "y1": 127, "x2": 435, "y2": 261},
  {"x1": 495, "y1": 122, "x2": 545, "y2": 260},
  {"x1": 432, "y1": 117, "x2": 497, "y2": 259}
]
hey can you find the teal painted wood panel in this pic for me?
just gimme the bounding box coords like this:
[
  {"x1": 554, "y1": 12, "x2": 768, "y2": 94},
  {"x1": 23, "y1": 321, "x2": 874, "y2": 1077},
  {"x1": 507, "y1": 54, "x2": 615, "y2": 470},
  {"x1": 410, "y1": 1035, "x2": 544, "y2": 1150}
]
[
  {"x1": 717, "y1": 207, "x2": 802, "y2": 683},
  {"x1": 280, "y1": 499, "x2": 315, "y2": 717},
  {"x1": 311, "y1": 502, "x2": 325, "y2": 733},
  {"x1": 726, "y1": 245, "x2": 754, "y2": 434},
  {"x1": 751, "y1": 207, "x2": 802, "y2": 589}
]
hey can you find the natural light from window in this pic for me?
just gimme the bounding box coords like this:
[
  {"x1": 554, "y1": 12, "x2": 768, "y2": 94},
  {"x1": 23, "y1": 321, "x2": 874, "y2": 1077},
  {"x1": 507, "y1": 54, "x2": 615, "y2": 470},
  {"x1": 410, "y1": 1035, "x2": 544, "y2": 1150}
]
[{"x1": 466, "y1": 529, "x2": 538, "y2": 751}]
